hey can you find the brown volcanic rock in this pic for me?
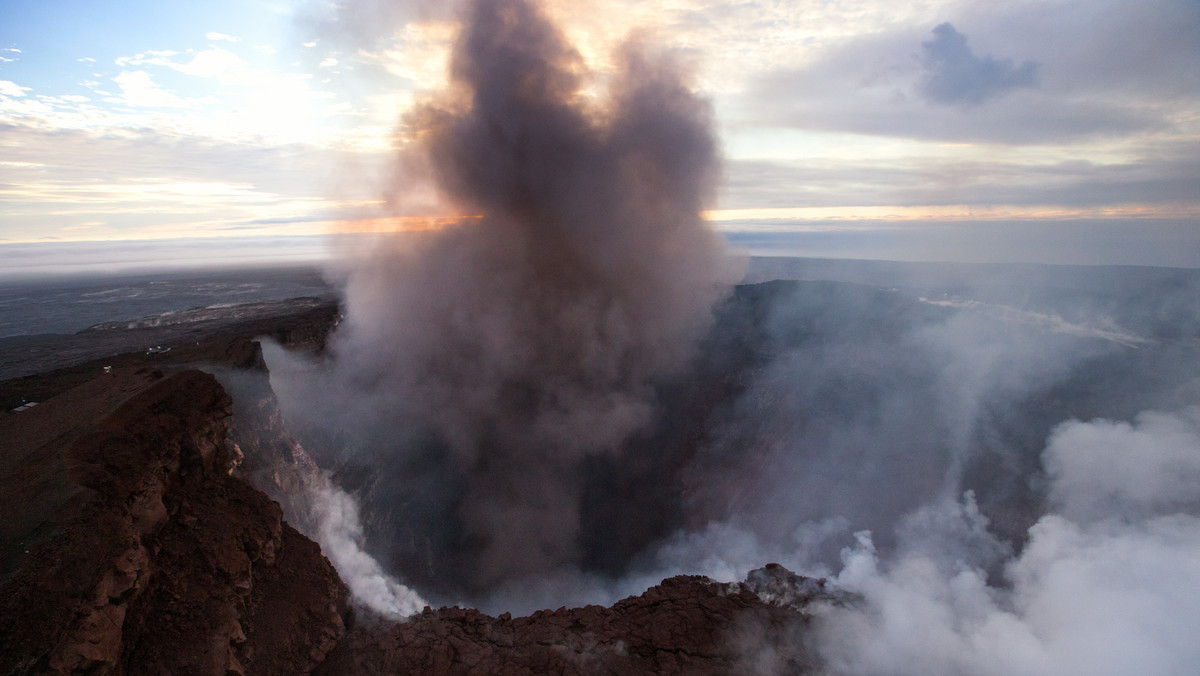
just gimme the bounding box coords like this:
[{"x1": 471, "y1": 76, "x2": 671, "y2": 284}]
[
  {"x1": 317, "y1": 571, "x2": 825, "y2": 675},
  {"x1": 0, "y1": 365, "x2": 168, "y2": 580},
  {"x1": 0, "y1": 369, "x2": 347, "y2": 675}
]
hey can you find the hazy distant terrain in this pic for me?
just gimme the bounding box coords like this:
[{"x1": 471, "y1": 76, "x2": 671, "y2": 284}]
[
  {"x1": 0, "y1": 265, "x2": 331, "y2": 339},
  {"x1": 0, "y1": 266, "x2": 333, "y2": 382},
  {"x1": 746, "y1": 256, "x2": 1200, "y2": 343}
]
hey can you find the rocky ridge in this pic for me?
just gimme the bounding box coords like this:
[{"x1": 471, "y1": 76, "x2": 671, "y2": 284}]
[{"x1": 318, "y1": 564, "x2": 841, "y2": 675}]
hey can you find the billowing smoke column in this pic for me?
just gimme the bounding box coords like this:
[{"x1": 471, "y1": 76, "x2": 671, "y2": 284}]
[{"x1": 330, "y1": 0, "x2": 735, "y2": 590}]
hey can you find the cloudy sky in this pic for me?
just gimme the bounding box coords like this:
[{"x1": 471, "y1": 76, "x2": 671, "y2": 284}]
[{"x1": 1, "y1": 0, "x2": 1198, "y2": 270}]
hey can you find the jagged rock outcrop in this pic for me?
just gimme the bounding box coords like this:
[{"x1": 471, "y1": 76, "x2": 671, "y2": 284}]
[
  {"x1": 0, "y1": 369, "x2": 348, "y2": 675},
  {"x1": 316, "y1": 566, "x2": 838, "y2": 675}
]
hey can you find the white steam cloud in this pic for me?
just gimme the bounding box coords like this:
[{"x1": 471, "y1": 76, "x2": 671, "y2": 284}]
[
  {"x1": 817, "y1": 407, "x2": 1200, "y2": 675},
  {"x1": 1045, "y1": 409, "x2": 1200, "y2": 523},
  {"x1": 309, "y1": 482, "x2": 428, "y2": 618}
]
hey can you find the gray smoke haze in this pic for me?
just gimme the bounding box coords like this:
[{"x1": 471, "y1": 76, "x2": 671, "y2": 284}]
[
  {"x1": 308, "y1": 481, "x2": 428, "y2": 618},
  {"x1": 321, "y1": 0, "x2": 735, "y2": 591},
  {"x1": 675, "y1": 281, "x2": 1118, "y2": 565}
]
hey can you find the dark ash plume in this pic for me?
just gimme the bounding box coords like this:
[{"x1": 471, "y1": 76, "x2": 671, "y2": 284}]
[{"x1": 329, "y1": 0, "x2": 736, "y2": 591}]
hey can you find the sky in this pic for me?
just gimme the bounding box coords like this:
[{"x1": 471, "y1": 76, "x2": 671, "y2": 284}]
[{"x1": 1, "y1": 0, "x2": 1198, "y2": 271}]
